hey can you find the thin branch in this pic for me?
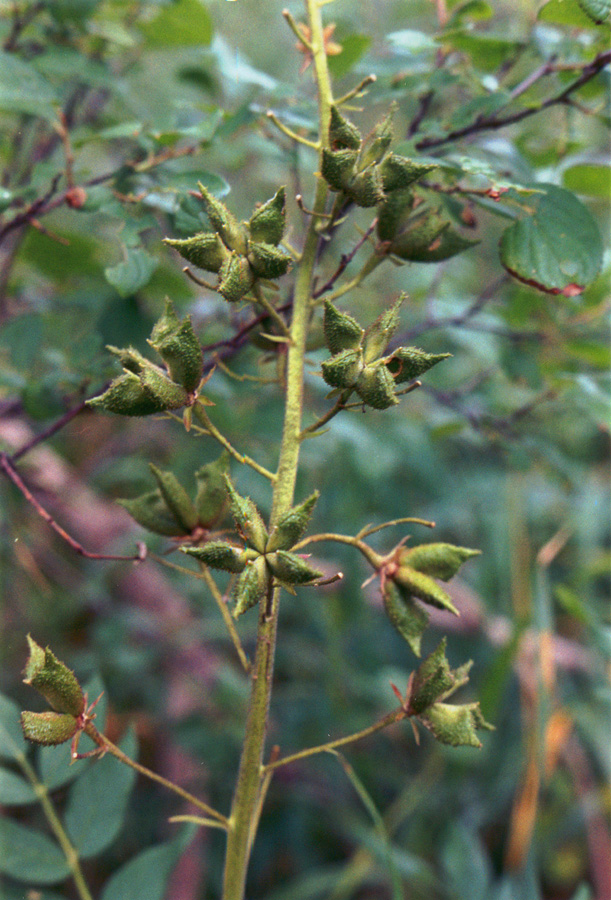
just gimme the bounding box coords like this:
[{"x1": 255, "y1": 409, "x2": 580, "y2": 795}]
[
  {"x1": 356, "y1": 517, "x2": 435, "y2": 539},
  {"x1": 312, "y1": 218, "x2": 378, "y2": 299},
  {"x1": 190, "y1": 403, "x2": 277, "y2": 482},
  {"x1": 266, "y1": 111, "x2": 319, "y2": 149},
  {"x1": 10, "y1": 398, "x2": 90, "y2": 462},
  {"x1": 262, "y1": 708, "x2": 406, "y2": 773},
  {"x1": 0, "y1": 452, "x2": 145, "y2": 562},
  {"x1": 335, "y1": 74, "x2": 377, "y2": 107},
  {"x1": 300, "y1": 389, "x2": 353, "y2": 439},
  {"x1": 406, "y1": 90, "x2": 434, "y2": 138},
  {"x1": 415, "y1": 49, "x2": 611, "y2": 150},
  {"x1": 83, "y1": 723, "x2": 229, "y2": 828}
]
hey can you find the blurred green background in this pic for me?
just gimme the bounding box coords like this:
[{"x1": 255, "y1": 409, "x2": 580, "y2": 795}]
[{"x1": 0, "y1": 1, "x2": 609, "y2": 898}]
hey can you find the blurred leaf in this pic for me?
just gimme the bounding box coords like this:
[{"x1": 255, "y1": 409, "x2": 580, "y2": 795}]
[
  {"x1": 64, "y1": 728, "x2": 138, "y2": 858},
  {"x1": 0, "y1": 693, "x2": 28, "y2": 761},
  {"x1": 0, "y1": 819, "x2": 70, "y2": 884},
  {"x1": 538, "y1": 0, "x2": 604, "y2": 26},
  {"x1": 500, "y1": 184, "x2": 603, "y2": 294},
  {"x1": 100, "y1": 825, "x2": 196, "y2": 900},
  {"x1": 140, "y1": 0, "x2": 212, "y2": 48},
  {"x1": 562, "y1": 162, "x2": 611, "y2": 197},
  {"x1": 105, "y1": 248, "x2": 158, "y2": 297},
  {"x1": 0, "y1": 768, "x2": 38, "y2": 805},
  {"x1": 442, "y1": 31, "x2": 524, "y2": 71},
  {"x1": 0, "y1": 315, "x2": 44, "y2": 370},
  {"x1": 449, "y1": 0, "x2": 494, "y2": 25},
  {"x1": 576, "y1": 0, "x2": 610, "y2": 22},
  {"x1": 0, "y1": 51, "x2": 58, "y2": 119},
  {"x1": 441, "y1": 825, "x2": 493, "y2": 900},
  {"x1": 327, "y1": 34, "x2": 372, "y2": 79}
]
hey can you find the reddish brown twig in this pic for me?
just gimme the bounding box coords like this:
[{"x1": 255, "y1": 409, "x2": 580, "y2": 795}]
[
  {"x1": 0, "y1": 452, "x2": 145, "y2": 562},
  {"x1": 312, "y1": 219, "x2": 377, "y2": 299}
]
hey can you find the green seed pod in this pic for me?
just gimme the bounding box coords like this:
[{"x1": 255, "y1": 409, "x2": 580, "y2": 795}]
[
  {"x1": 197, "y1": 182, "x2": 246, "y2": 253},
  {"x1": 266, "y1": 491, "x2": 319, "y2": 553},
  {"x1": 139, "y1": 366, "x2": 190, "y2": 409},
  {"x1": 419, "y1": 702, "x2": 492, "y2": 748},
  {"x1": 408, "y1": 638, "x2": 456, "y2": 713},
  {"x1": 383, "y1": 581, "x2": 429, "y2": 657},
  {"x1": 149, "y1": 464, "x2": 198, "y2": 534},
  {"x1": 393, "y1": 566, "x2": 459, "y2": 615},
  {"x1": 163, "y1": 232, "x2": 228, "y2": 273},
  {"x1": 360, "y1": 105, "x2": 395, "y2": 167},
  {"x1": 87, "y1": 372, "x2": 168, "y2": 417},
  {"x1": 362, "y1": 298, "x2": 403, "y2": 364},
  {"x1": 323, "y1": 301, "x2": 364, "y2": 354},
  {"x1": 233, "y1": 556, "x2": 268, "y2": 617},
  {"x1": 376, "y1": 188, "x2": 414, "y2": 243},
  {"x1": 182, "y1": 541, "x2": 248, "y2": 573},
  {"x1": 321, "y1": 148, "x2": 358, "y2": 192},
  {"x1": 248, "y1": 187, "x2": 286, "y2": 246},
  {"x1": 355, "y1": 364, "x2": 398, "y2": 410},
  {"x1": 391, "y1": 209, "x2": 477, "y2": 263},
  {"x1": 23, "y1": 636, "x2": 84, "y2": 717},
  {"x1": 321, "y1": 348, "x2": 363, "y2": 390},
  {"x1": 398, "y1": 543, "x2": 480, "y2": 581},
  {"x1": 379, "y1": 155, "x2": 437, "y2": 192},
  {"x1": 149, "y1": 300, "x2": 203, "y2": 393},
  {"x1": 21, "y1": 711, "x2": 79, "y2": 746},
  {"x1": 385, "y1": 347, "x2": 451, "y2": 383},
  {"x1": 346, "y1": 165, "x2": 385, "y2": 208},
  {"x1": 223, "y1": 475, "x2": 268, "y2": 552},
  {"x1": 194, "y1": 452, "x2": 230, "y2": 526},
  {"x1": 107, "y1": 345, "x2": 150, "y2": 375},
  {"x1": 247, "y1": 242, "x2": 291, "y2": 280},
  {"x1": 118, "y1": 490, "x2": 190, "y2": 537},
  {"x1": 218, "y1": 252, "x2": 255, "y2": 302},
  {"x1": 328, "y1": 105, "x2": 362, "y2": 150},
  {"x1": 267, "y1": 550, "x2": 323, "y2": 585}
]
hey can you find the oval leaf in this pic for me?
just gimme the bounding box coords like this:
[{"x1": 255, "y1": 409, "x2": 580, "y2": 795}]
[
  {"x1": 500, "y1": 184, "x2": 603, "y2": 295},
  {"x1": 100, "y1": 826, "x2": 196, "y2": 900},
  {"x1": 65, "y1": 729, "x2": 138, "y2": 858},
  {"x1": 0, "y1": 818, "x2": 70, "y2": 884},
  {"x1": 105, "y1": 248, "x2": 157, "y2": 298},
  {"x1": 0, "y1": 767, "x2": 38, "y2": 805},
  {"x1": 0, "y1": 693, "x2": 28, "y2": 761}
]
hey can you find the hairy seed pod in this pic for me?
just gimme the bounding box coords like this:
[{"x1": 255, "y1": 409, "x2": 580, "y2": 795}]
[
  {"x1": 248, "y1": 187, "x2": 286, "y2": 245},
  {"x1": 321, "y1": 348, "x2": 363, "y2": 390},
  {"x1": 23, "y1": 636, "x2": 84, "y2": 717},
  {"x1": 163, "y1": 232, "x2": 228, "y2": 273},
  {"x1": 385, "y1": 347, "x2": 451, "y2": 383},
  {"x1": 355, "y1": 364, "x2": 398, "y2": 410},
  {"x1": 323, "y1": 301, "x2": 364, "y2": 355}
]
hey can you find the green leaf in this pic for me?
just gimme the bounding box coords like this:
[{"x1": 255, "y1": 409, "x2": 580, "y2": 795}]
[
  {"x1": 562, "y1": 163, "x2": 611, "y2": 197},
  {"x1": 576, "y1": 0, "x2": 610, "y2": 22},
  {"x1": 105, "y1": 249, "x2": 158, "y2": 298},
  {"x1": 0, "y1": 818, "x2": 70, "y2": 884},
  {"x1": 0, "y1": 693, "x2": 28, "y2": 761},
  {"x1": 0, "y1": 51, "x2": 58, "y2": 119},
  {"x1": 100, "y1": 826, "x2": 196, "y2": 900},
  {"x1": 499, "y1": 184, "x2": 603, "y2": 294},
  {"x1": 441, "y1": 825, "x2": 492, "y2": 900},
  {"x1": 0, "y1": 767, "x2": 37, "y2": 805},
  {"x1": 327, "y1": 34, "x2": 372, "y2": 80},
  {"x1": 140, "y1": 0, "x2": 213, "y2": 48},
  {"x1": 65, "y1": 729, "x2": 138, "y2": 858},
  {"x1": 538, "y1": 0, "x2": 604, "y2": 26},
  {"x1": 443, "y1": 31, "x2": 524, "y2": 71}
]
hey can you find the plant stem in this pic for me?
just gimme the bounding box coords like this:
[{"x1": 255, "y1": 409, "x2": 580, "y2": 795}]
[
  {"x1": 220, "y1": 3, "x2": 333, "y2": 897},
  {"x1": 262, "y1": 708, "x2": 406, "y2": 773},
  {"x1": 17, "y1": 753, "x2": 94, "y2": 900}
]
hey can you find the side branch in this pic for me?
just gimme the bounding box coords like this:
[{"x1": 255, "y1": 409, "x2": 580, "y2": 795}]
[
  {"x1": 262, "y1": 708, "x2": 406, "y2": 773},
  {"x1": 0, "y1": 452, "x2": 145, "y2": 563},
  {"x1": 416, "y1": 48, "x2": 611, "y2": 150}
]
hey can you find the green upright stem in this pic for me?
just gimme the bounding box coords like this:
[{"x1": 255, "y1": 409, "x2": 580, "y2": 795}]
[{"x1": 220, "y1": 3, "x2": 333, "y2": 897}]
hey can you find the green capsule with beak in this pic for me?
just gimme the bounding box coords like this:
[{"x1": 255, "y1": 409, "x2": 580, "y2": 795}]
[
  {"x1": 247, "y1": 242, "x2": 291, "y2": 280},
  {"x1": 383, "y1": 581, "x2": 429, "y2": 657},
  {"x1": 163, "y1": 232, "x2": 228, "y2": 273},
  {"x1": 149, "y1": 300, "x2": 203, "y2": 393},
  {"x1": 323, "y1": 301, "x2": 364, "y2": 354},
  {"x1": 218, "y1": 252, "x2": 255, "y2": 302},
  {"x1": 379, "y1": 155, "x2": 437, "y2": 192},
  {"x1": 321, "y1": 148, "x2": 358, "y2": 192},
  {"x1": 182, "y1": 541, "x2": 248, "y2": 573},
  {"x1": 197, "y1": 182, "x2": 247, "y2": 254},
  {"x1": 267, "y1": 550, "x2": 323, "y2": 585},
  {"x1": 87, "y1": 371, "x2": 168, "y2": 417},
  {"x1": 385, "y1": 348, "x2": 451, "y2": 384},
  {"x1": 233, "y1": 556, "x2": 269, "y2": 617},
  {"x1": 393, "y1": 566, "x2": 459, "y2": 615},
  {"x1": 399, "y1": 543, "x2": 480, "y2": 581},
  {"x1": 248, "y1": 187, "x2": 286, "y2": 246},
  {"x1": 21, "y1": 711, "x2": 79, "y2": 746},
  {"x1": 328, "y1": 105, "x2": 362, "y2": 150},
  {"x1": 266, "y1": 491, "x2": 319, "y2": 552},
  {"x1": 362, "y1": 298, "x2": 403, "y2": 363},
  {"x1": 223, "y1": 475, "x2": 268, "y2": 552},
  {"x1": 149, "y1": 464, "x2": 198, "y2": 534},
  {"x1": 355, "y1": 364, "x2": 398, "y2": 410},
  {"x1": 321, "y1": 348, "x2": 363, "y2": 390},
  {"x1": 23, "y1": 636, "x2": 84, "y2": 717},
  {"x1": 194, "y1": 452, "x2": 230, "y2": 527}
]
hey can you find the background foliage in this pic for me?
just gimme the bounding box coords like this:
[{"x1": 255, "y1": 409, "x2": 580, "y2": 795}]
[{"x1": 0, "y1": 0, "x2": 609, "y2": 898}]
